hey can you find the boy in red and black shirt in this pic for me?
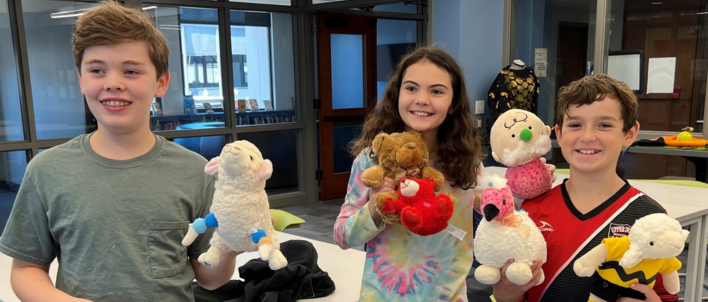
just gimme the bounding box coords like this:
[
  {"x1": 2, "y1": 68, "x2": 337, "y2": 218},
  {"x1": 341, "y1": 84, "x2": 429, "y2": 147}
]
[{"x1": 492, "y1": 74, "x2": 677, "y2": 302}]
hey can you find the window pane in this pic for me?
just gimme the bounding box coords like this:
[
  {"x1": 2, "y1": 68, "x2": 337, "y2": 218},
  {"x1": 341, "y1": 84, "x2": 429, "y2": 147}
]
[
  {"x1": 173, "y1": 135, "x2": 226, "y2": 160},
  {"x1": 23, "y1": 1, "x2": 98, "y2": 139},
  {"x1": 0, "y1": 0, "x2": 24, "y2": 142},
  {"x1": 238, "y1": 130, "x2": 298, "y2": 195},
  {"x1": 377, "y1": 19, "x2": 416, "y2": 101},
  {"x1": 0, "y1": 151, "x2": 28, "y2": 235},
  {"x1": 331, "y1": 34, "x2": 364, "y2": 109},
  {"x1": 229, "y1": 0, "x2": 291, "y2": 5},
  {"x1": 607, "y1": 0, "x2": 706, "y2": 132},
  {"x1": 513, "y1": 0, "x2": 596, "y2": 126},
  {"x1": 148, "y1": 5, "x2": 225, "y2": 131},
  {"x1": 313, "y1": 0, "x2": 346, "y2": 4},
  {"x1": 351, "y1": 3, "x2": 418, "y2": 14},
  {"x1": 231, "y1": 11, "x2": 296, "y2": 127},
  {"x1": 333, "y1": 124, "x2": 361, "y2": 173}
]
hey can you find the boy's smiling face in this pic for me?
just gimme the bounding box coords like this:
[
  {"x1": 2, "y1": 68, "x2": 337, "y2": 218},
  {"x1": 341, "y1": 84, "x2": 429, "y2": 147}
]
[
  {"x1": 556, "y1": 96, "x2": 639, "y2": 175},
  {"x1": 78, "y1": 40, "x2": 169, "y2": 135}
]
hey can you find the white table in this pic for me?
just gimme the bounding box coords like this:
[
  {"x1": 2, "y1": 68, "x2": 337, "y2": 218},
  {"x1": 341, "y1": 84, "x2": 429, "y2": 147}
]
[
  {"x1": 486, "y1": 166, "x2": 708, "y2": 302},
  {"x1": 0, "y1": 232, "x2": 365, "y2": 302}
]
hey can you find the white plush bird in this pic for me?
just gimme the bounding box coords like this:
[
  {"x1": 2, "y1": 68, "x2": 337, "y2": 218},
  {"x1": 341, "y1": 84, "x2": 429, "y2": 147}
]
[{"x1": 473, "y1": 173, "x2": 547, "y2": 286}]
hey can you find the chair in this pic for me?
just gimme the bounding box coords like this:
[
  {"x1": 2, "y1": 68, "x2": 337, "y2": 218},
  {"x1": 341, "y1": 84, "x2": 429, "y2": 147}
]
[{"x1": 269, "y1": 209, "x2": 306, "y2": 232}]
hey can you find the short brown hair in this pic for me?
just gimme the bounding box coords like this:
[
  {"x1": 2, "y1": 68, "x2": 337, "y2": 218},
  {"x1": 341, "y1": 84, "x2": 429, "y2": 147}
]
[
  {"x1": 72, "y1": 1, "x2": 169, "y2": 78},
  {"x1": 556, "y1": 74, "x2": 638, "y2": 133}
]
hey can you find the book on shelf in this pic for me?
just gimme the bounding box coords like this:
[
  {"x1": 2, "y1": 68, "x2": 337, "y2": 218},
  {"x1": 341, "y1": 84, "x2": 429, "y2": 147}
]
[
  {"x1": 184, "y1": 95, "x2": 196, "y2": 115},
  {"x1": 203, "y1": 102, "x2": 214, "y2": 113},
  {"x1": 263, "y1": 100, "x2": 273, "y2": 111},
  {"x1": 249, "y1": 99, "x2": 260, "y2": 111},
  {"x1": 237, "y1": 99, "x2": 247, "y2": 113},
  {"x1": 151, "y1": 102, "x2": 162, "y2": 115}
]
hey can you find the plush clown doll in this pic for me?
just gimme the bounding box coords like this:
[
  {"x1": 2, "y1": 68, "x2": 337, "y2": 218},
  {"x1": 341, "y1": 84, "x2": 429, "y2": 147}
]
[{"x1": 490, "y1": 109, "x2": 553, "y2": 200}]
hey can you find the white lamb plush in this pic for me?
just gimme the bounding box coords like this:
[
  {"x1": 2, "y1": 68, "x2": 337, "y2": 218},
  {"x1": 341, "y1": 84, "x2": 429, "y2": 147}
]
[
  {"x1": 473, "y1": 173, "x2": 547, "y2": 286},
  {"x1": 182, "y1": 140, "x2": 287, "y2": 270}
]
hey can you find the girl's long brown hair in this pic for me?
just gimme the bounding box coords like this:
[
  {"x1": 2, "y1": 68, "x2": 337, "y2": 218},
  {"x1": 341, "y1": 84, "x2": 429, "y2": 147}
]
[{"x1": 349, "y1": 45, "x2": 485, "y2": 189}]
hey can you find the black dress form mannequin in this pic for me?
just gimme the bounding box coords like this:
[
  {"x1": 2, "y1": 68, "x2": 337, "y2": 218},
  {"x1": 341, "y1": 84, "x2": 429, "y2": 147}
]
[{"x1": 486, "y1": 59, "x2": 540, "y2": 119}]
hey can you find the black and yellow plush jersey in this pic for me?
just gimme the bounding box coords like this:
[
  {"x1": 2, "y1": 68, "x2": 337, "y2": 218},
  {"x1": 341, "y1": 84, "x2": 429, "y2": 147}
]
[
  {"x1": 596, "y1": 236, "x2": 681, "y2": 288},
  {"x1": 520, "y1": 179, "x2": 675, "y2": 302}
]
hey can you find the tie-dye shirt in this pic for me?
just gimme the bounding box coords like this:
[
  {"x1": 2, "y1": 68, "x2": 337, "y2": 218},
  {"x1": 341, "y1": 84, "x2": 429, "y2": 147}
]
[{"x1": 334, "y1": 152, "x2": 481, "y2": 302}]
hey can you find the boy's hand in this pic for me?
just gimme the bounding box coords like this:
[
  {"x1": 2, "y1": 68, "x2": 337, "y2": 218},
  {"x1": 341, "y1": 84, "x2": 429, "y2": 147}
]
[
  {"x1": 540, "y1": 157, "x2": 556, "y2": 183},
  {"x1": 619, "y1": 283, "x2": 661, "y2": 302},
  {"x1": 618, "y1": 283, "x2": 661, "y2": 302},
  {"x1": 222, "y1": 248, "x2": 244, "y2": 258},
  {"x1": 491, "y1": 259, "x2": 543, "y2": 302}
]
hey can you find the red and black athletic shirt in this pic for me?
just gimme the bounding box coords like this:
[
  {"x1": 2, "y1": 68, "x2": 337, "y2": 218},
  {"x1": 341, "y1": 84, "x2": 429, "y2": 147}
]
[{"x1": 521, "y1": 179, "x2": 676, "y2": 302}]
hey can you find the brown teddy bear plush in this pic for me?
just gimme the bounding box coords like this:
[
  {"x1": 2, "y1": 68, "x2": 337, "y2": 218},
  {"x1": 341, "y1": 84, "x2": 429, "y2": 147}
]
[{"x1": 361, "y1": 131, "x2": 445, "y2": 224}]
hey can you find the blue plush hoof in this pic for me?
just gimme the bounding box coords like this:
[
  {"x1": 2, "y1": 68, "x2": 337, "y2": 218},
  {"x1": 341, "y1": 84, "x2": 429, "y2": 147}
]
[
  {"x1": 205, "y1": 213, "x2": 219, "y2": 228},
  {"x1": 251, "y1": 229, "x2": 267, "y2": 243},
  {"x1": 193, "y1": 218, "x2": 207, "y2": 234}
]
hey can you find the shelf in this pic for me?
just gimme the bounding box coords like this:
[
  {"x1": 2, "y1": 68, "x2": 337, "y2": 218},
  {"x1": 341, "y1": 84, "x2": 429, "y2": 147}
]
[{"x1": 149, "y1": 110, "x2": 296, "y2": 130}]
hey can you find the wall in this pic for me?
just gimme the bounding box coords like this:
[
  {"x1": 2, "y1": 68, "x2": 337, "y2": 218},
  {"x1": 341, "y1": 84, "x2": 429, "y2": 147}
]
[
  {"x1": 432, "y1": 0, "x2": 504, "y2": 120},
  {"x1": 514, "y1": 0, "x2": 556, "y2": 125}
]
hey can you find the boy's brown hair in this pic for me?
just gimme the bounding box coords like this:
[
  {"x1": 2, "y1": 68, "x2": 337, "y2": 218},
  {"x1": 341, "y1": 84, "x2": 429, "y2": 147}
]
[
  {"x1": 556, "y1": 74, "x2": 638, "y2": 133},
  {"x1": 72, "y1": 1, "x2": 169, "y2": 79}
]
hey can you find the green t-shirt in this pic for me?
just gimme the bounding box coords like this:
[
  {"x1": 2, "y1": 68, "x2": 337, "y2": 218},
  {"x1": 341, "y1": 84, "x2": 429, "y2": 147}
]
[{"x1": 0, "y1": 133, "x2": 215, "y2": 301}]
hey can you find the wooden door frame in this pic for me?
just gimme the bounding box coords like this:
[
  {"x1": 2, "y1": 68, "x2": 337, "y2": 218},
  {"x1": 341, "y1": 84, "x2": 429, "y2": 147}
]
[{"x1": 316, "y1": 12, "x2": 377, "y2": 200}]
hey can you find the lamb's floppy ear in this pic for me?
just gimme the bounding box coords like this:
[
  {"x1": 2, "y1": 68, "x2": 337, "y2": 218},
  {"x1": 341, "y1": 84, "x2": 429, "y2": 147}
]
[
  {"x1": 204, "y1": 156, "x2": 221, "y2": 175},
  {"x1": 372, "y1": 133, "x2": 388, "y2": 154},
  {"x1": 259, "y1": 159, "x2": 273, "y2": 180},
  {"x1": 619, "y1": 243, "x2": 643, "y2": 269}
]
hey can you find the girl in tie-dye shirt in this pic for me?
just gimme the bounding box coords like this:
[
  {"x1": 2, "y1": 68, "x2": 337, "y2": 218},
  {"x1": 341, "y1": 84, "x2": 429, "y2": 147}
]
[{"x1": 334, "y1": 46, "x2": 486, "y2": 302}]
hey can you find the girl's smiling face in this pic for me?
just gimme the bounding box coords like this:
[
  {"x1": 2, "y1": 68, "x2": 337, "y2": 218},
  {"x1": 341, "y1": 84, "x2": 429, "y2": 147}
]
[{"x1": 398, "y1": 59, "x2": 453, "y2": 138}]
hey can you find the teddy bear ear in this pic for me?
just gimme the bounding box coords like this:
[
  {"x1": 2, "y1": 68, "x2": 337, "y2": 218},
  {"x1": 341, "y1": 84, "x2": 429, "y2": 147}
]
[{"x1": 372, "y1": 133, "x2": 388, "y2": 154}]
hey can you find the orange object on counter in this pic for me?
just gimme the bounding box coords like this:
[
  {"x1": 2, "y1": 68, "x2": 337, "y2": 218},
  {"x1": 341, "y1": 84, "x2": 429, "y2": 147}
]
[{"x1": 664, "y1": 135, "x2": 708, "y2": 147}]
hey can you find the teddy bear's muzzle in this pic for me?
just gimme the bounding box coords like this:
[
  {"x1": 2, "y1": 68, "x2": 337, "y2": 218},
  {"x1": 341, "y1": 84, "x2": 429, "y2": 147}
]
[{"x1": 396, "y1": 143, "x2": 423, "y2": 166}]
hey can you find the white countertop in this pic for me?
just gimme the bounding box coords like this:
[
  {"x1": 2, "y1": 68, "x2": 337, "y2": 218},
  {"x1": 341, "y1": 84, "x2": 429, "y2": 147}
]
[{"x1": 0, "y1": 232, "x2": 365, "y2": 302}]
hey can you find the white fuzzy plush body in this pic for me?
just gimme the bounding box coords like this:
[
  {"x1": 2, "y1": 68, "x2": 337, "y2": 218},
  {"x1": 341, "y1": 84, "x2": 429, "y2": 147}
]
[
  {"x1": 474, "y1": 211, "x2": 546, "y2": 267},
  {"x1": 210, "y1": 181, "x2": 279, "y2": 252},
  {"x1": 183, "y1": 140, "x2": 286, "y2": 270}
]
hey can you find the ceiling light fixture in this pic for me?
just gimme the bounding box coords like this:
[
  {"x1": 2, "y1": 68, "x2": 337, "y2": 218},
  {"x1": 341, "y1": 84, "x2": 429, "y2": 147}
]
[{"x1": 51, "y1": 5, "x2": 157, "y2": 19}]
